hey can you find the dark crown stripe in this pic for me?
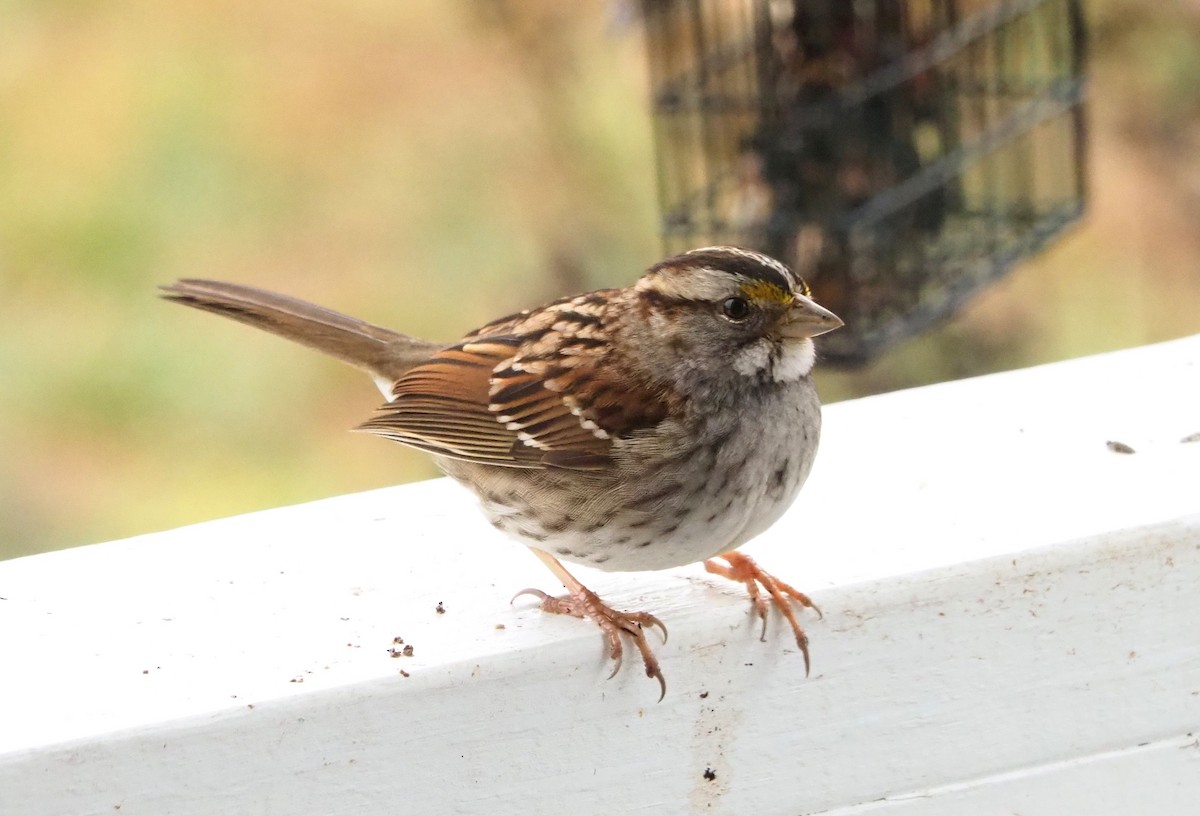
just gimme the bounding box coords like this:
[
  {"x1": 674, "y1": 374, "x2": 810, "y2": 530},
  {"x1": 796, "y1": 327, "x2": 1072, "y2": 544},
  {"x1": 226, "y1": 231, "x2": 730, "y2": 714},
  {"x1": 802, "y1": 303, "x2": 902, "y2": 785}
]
[
  {"x1": 679, "y1": 249, "x2": 795, "y2": 292},
  {"x1": 636, "y1": 286, "x2": 698, "y2": 310}
]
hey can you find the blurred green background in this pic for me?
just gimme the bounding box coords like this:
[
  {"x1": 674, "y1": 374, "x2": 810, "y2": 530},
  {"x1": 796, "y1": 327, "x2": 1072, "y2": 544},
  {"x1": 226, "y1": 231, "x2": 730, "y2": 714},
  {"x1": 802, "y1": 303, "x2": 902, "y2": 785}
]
[{"x1": 2, "y1": 0, "x2": 1199, "y2": 560}]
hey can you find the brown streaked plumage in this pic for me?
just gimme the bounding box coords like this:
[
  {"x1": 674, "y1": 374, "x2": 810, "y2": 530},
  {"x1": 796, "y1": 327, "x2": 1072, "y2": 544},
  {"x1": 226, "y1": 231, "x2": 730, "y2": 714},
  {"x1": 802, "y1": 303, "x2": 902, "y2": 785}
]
[{"x1": 161, "y1": 246, "x2": 843, "y2": 699}]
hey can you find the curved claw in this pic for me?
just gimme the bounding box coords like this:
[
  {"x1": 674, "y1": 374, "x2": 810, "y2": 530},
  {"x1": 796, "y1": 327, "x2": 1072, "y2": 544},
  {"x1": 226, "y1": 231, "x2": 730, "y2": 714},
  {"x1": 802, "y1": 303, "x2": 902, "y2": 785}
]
[
  {"x1": 634, "y1": 612, "x2": 669, "y2": 645},
  {"x1": 754, "y1": 602, "x2": 769, "y2": 642},
  {"x1": 606, "y1": 651, "x2": 623, "y2": 681},
  {"x1": 650, "y1": 668, "x2": 667, "y2": 703},
  {"x1": 797, "y1": 631, "x2": 812, "y2": 677},
  {"x1": 511, "y1": 587, "x2": 551, "y2": 605}
]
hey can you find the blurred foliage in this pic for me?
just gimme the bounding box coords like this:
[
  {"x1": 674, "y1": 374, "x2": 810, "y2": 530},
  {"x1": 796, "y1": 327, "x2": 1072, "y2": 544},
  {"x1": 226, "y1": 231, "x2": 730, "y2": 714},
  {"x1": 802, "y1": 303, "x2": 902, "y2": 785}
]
[{"x1": 1, "y1": 0, "x2": 1199, "y2": 559}]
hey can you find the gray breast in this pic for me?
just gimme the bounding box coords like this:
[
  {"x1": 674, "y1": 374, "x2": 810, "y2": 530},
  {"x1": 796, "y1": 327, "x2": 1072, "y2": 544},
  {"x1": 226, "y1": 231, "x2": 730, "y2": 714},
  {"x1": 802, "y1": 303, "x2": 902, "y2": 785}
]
[{"x1": 437, "y1": 378, "x2": 822, "y2": 573}]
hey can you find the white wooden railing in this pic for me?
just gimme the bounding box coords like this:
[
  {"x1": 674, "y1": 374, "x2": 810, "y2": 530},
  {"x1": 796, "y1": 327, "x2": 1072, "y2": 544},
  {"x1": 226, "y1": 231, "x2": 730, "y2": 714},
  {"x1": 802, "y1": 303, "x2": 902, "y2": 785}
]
[{"x1": 2, "y1": 336, "x2": 1198, "y2": 816}]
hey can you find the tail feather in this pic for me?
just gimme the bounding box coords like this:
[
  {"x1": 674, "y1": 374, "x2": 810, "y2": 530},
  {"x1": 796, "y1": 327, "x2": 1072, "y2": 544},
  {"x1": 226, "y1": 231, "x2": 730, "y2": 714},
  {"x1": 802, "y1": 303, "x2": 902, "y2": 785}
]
[{"x1": 160, "y1": 279, "x2": 442, "y2": 395}]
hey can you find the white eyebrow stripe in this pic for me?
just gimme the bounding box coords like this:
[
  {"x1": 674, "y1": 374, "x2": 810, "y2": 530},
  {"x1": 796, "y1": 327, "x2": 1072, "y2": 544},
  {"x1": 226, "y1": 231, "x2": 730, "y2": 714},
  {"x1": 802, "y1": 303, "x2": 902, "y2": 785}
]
[{"x1": 635, "y1": 266, "x2": 736, "y2": 301}]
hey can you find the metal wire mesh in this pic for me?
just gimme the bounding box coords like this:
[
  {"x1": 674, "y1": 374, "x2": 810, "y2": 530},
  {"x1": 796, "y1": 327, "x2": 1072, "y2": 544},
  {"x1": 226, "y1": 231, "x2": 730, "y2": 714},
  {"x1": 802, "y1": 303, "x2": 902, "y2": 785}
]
[{"x1": 642, "y1": 0, "x2": 1087, "y2": 365}]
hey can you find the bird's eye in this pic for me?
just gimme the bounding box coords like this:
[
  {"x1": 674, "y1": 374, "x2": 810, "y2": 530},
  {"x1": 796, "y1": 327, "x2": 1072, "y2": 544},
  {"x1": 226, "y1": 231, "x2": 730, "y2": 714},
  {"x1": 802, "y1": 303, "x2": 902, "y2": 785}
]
[{"x1": 721, "y1": 296, "x2": 751, "y2": 321}]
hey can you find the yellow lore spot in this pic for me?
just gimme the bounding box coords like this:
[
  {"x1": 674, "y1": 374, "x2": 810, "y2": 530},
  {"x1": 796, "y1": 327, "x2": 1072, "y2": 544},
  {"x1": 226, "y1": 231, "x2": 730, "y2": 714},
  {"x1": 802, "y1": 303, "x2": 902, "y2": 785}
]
[{"x1": 739, "y1": 279, "x2": 795, "y2": 306}]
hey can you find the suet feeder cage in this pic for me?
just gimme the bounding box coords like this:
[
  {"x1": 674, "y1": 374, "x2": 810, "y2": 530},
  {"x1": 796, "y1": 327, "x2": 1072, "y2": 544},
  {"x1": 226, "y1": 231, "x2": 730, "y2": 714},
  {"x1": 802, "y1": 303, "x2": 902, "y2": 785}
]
[{"x1": 642, "y1": 0, "x2": 1087, "y2": 366}]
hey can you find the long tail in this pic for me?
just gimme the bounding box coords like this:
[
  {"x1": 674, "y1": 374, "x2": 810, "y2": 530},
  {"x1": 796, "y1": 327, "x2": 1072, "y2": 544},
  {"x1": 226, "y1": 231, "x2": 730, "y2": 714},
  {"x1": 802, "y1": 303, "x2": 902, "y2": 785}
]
[{"x1": 160, "y1": 279, "x2": 442, "y2": 396}]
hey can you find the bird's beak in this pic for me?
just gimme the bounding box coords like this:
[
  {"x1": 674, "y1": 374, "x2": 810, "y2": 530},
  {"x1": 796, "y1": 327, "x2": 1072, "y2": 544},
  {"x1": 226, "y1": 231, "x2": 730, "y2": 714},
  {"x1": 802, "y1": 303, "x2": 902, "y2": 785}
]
[{"x1": 780, "y1": 293, "x2": 843, "y2": 339}]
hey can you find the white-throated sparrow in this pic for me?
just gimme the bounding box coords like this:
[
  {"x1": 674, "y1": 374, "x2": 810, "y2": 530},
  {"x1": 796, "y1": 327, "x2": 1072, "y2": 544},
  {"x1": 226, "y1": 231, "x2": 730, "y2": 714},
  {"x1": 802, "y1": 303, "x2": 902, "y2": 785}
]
[{"x1": 162, "y1": 246, "x2": 842, "y2": 699}]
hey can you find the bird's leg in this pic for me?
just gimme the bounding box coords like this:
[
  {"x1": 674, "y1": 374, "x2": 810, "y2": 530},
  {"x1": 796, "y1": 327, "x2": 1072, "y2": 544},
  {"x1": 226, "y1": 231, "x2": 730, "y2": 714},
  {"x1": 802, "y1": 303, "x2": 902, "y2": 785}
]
[
  {"x1": 703, "y1": 551, "x2": 821, "y2": 675},
  {"x1": 513, "y1": 549, "x2": 669, "y2": 701}
]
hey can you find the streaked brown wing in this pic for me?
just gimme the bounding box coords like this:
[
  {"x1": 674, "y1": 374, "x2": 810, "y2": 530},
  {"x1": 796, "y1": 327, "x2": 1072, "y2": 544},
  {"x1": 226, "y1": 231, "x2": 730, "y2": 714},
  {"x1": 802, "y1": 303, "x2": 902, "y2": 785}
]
[
  {"x1": 357, "y1": 291, "x2": 676, "y2": 472},
  {"x1": 485, "y1": 347, "x2": 615, "y2": 470},
  {"x1": 356, "y1": 336, "x2": 543, "y2": 467}
]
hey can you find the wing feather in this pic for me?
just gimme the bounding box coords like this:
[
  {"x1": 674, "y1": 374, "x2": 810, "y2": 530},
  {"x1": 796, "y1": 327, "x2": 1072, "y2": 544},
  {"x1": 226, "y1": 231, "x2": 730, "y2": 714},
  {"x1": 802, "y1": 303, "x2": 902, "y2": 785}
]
[{"x1": 356, "y1": 292, "x2": 678, "y2": 471}]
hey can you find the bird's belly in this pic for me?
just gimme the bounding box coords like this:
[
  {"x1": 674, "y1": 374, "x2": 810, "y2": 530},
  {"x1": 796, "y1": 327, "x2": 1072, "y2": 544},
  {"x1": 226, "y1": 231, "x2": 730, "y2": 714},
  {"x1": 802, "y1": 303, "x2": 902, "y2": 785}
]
[
  {"x1": 438, "y1": 380, "x2": 821, "y2": 573},
  {"x1": 447, "y1": 464, "x2": 729, "y2": 572}
]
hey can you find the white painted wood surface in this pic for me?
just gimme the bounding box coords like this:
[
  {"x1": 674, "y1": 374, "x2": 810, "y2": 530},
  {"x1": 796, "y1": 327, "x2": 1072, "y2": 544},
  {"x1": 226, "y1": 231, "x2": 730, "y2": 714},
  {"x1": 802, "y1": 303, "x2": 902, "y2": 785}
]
[{"x1": 2, "y1": 336, "x2": 1198, "y2": 816}]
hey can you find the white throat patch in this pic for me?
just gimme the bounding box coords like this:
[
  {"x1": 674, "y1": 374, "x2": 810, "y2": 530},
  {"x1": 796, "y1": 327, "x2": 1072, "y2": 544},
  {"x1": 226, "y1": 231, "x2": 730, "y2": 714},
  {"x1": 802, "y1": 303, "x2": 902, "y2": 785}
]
[
  {"x1": 732, "y1": 338, "x2": 816, "y2": 381},
  {"x1": 773, "y1": 337, "x2": 816, "y2": 381},
  {"x1": 732, "y1": 341, "x2": 771, "y2": 377}
]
